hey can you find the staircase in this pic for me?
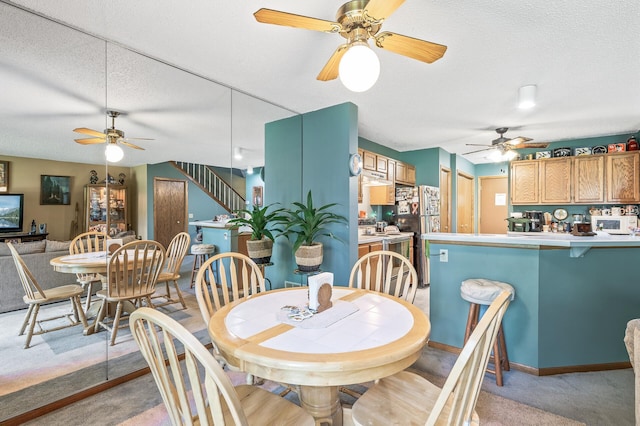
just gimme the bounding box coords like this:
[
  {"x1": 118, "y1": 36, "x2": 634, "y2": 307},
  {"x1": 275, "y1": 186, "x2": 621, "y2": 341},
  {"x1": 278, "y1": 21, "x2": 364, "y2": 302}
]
[{"x1": 172, "y1": 161, "x2": 245, "y2": 213}]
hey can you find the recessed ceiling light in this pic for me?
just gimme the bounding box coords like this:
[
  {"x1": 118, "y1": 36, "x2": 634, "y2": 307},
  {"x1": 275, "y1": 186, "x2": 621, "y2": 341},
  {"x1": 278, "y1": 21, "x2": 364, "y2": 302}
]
[{"x1": 518, "y1": 85, "x2": 537, "y2": 109}]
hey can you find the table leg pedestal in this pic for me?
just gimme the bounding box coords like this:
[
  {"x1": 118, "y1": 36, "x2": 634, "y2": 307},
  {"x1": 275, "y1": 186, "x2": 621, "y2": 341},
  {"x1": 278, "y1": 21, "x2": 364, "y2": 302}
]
[{"x1": 299, "y1": 385, "x2": 343, "y2": 426}]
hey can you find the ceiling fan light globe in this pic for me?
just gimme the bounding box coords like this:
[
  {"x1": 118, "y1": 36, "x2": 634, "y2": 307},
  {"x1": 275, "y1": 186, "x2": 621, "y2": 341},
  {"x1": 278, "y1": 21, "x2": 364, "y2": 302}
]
[
  {"x1": 105, "y1": 143, "x2": 124, "y2": 163},
  {"x1": 339, "y1": 42, "x2": 380, "y2": 92}
]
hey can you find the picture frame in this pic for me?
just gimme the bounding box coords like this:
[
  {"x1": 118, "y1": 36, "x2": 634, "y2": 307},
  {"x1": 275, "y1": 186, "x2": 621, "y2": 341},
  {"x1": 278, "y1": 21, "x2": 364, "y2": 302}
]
[
  {"x1": 0, "y1": 161, "x2": 8, "y2": 192},
  {"x1": 252, "y1": 185, "x2": 263, "y2": 207},
  {"x1": 40, "y1": 175, "x2": 71, "y2": 205},
  {"x1": 535, "y1": 151, "x2": 551, "y2": 159}
]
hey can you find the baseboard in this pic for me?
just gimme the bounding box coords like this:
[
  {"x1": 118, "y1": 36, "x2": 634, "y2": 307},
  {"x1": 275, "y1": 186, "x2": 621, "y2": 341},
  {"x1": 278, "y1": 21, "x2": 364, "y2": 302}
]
[{"x1": 427, "y1": 341, "x2": 631, "y2": 376}]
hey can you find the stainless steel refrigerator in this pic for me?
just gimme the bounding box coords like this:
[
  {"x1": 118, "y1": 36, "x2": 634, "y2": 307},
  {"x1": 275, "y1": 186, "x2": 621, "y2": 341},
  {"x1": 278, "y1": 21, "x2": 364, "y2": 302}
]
[{"x1": 394, "y1": 185, "x2": 440, "y2": 287}]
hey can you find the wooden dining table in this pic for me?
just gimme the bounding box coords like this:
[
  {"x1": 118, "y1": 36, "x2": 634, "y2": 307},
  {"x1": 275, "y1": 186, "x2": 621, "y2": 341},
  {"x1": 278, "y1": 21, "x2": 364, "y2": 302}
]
[{"x1": 208, "y1": 287, "x2": 430, "y2": 425}]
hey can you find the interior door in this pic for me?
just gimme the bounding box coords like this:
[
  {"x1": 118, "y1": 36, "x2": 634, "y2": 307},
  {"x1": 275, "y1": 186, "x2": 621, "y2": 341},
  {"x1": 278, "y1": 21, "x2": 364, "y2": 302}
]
[
  {"x1": 439, "y1": 167, "x2": 451, "y2": 233},
  {"x1": 479, "y1": 176, "x2": 508, "y2": 234},
  {"x1": 153, "y1": 178, "x2": 188, "y2": 249},
  {"x1": 456, "y1": 171, "x2": 474, "y2": 234}
]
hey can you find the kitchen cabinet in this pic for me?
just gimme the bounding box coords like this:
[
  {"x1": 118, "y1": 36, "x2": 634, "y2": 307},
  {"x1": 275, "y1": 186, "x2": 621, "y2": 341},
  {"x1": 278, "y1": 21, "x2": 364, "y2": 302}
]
[
  {"x1": 573, "y1": 155, "x2": 605, "y2": 203},
  {"x1": 85, "y1": 184, "x2": 128, "y2": 236},
  {"x1": 369, "y1": 184, "x2": 395, "y2": 205},
  {"x1": 376, "y1": 156, "x2": 388, "y2": 174},
  {"x1": 357, "y1": 241, "x2": 384, "y2": 291},
  {"x1": 363, "y1": 151, "x2": 377, "y2": 171},
  {"x1": 395, "y1": 161, "x2": 416, "y2": 185},
  {"x1": 406, "y1": 164, "x2": 416, "y2": 185},
  {"x1": 539, "y1": 157, "x2": 572, "y2": 204},
  {"x1": 510, "y1": 161, "x2": 539, "y2": 204},
  {"x1": 606, "y1": 151, "x2": 640, "y2": 203}
]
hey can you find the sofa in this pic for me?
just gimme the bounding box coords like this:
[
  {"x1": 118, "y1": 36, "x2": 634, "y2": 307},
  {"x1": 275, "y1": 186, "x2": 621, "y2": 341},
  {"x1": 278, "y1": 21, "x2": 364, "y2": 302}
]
[{"x1": 0, "y1": 234, "x2": 137, "y2": 314}]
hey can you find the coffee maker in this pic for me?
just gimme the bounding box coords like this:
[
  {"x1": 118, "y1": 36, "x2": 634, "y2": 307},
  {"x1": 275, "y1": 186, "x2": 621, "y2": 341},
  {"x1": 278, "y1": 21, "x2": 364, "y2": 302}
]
[{"x1": 523, "y1": 211, "x2": 544, "y2": 232}]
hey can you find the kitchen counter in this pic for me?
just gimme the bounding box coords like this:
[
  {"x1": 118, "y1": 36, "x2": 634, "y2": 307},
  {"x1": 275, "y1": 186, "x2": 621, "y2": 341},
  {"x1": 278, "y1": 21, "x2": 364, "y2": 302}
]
[
  {"x1": 189, "y1": 220, "x2": 231, "y2": 229},
  {"x1": 423, "y1": 231, "x2": 639, "y2": 373},
  {"x1": 358, "y1": 232, "x2": 413, "y2": 244}
]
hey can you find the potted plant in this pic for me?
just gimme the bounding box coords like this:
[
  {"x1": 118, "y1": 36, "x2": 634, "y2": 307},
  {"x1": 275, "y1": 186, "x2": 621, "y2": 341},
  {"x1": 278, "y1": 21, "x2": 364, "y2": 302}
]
[
  {"x1": 227, "y1": 203, "x2": 287, "y2": 264},
  {"x1": 283, "y1": 190, "x2": 348, "y2": 272}
]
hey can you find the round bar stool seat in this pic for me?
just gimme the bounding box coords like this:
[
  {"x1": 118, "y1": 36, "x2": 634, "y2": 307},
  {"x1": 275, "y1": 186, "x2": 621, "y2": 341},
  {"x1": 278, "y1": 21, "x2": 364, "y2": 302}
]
[
  {"x1": 461, "y1": 278, "x2": 515, "y2": 386},
  {"x1": 190, "y1": 244, "x2": 216, "y2": 288}
]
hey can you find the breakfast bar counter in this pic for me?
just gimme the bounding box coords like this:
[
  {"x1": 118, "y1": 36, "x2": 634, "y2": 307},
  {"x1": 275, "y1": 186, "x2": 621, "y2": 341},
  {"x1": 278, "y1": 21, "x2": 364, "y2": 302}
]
[{"x1": 422, "y1": 232, "x2": 640, "y2": 374}]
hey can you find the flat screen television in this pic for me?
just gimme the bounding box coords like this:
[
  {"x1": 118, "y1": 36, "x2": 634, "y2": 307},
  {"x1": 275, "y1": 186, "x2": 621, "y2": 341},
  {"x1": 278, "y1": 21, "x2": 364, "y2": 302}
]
[{"x1": 0, "y1": 193, "x2": 24, "y2": 233}]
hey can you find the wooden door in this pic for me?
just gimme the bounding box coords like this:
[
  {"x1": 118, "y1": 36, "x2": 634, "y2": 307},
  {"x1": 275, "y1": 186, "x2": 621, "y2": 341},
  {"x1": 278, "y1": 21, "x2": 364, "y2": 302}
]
[
  {"x1": 479, "y1": 176, "x2": 508, "y2": 234},
  {"x1": 439, "y1": 167, "x2": 451, "y2": 233},
  {"x1": 153, "y1": 178, "x2": 188, "y2": 249},
  {"x1": 456, "y1": 171, "x2": 474, "y2": 234}
]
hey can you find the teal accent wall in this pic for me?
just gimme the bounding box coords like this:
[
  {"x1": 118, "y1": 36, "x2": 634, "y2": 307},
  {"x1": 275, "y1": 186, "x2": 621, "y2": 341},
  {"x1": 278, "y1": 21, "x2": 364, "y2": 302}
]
[
  {"x1": 398, "y1": 148, "x2": 442, "y2": 186},
  {"x1": 266, "y1": 104, "x2": 357, "y2": 288},
  {"x1": 359, "y1": 137, "x2": 402, "y2": 159}
]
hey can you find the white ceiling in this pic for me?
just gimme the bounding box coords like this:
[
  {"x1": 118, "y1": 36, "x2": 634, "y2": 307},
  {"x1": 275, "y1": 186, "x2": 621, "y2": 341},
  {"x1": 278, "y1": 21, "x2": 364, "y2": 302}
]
[{"x1": 2, "y1": 0, "x2": 639, "y2": 167}]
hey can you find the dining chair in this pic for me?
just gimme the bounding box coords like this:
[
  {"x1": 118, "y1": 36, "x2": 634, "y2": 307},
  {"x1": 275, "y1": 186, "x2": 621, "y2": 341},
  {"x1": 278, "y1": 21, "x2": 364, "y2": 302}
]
[
  {"x1": 129, "y1": 307, "x2": 314, "y2": 425},
  {"x1": 194, "y1": 252, "x2": 264, "y2": 384},
  {"x1": 152, "y1": 232, "x2": 191, "y2": 309},
  {"x1": 349, "y1": 250, "x2": 418, "y2": 303},
  {"x1": 351, "y1": 290, "x2": 512, "y2": 426},
  {"x1": 69, "y1": 231, "x2": 109, "y2": 312},
  {"x1": 7, "y1": 242, "x2": 88, "y2": 349},
  {"x1": 94, "y1": 240, "x2": 165, "y2": 345}
]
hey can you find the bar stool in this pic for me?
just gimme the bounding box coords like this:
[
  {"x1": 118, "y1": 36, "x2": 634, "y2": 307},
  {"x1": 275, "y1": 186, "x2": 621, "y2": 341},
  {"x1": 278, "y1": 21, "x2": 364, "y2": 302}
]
[
  {"x1": 461, "y1": 278, "x2": 515, "y2": 386},
  {"x1": 190, "y1": 244, "x2": 216, "y2": 288}
]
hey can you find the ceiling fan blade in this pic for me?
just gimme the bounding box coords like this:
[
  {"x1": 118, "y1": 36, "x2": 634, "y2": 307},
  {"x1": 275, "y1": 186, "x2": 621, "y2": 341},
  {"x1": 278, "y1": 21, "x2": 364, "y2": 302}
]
[
  {"x1": 123, "y1": 137, "x2": 155, "y2": 141},
  {"x1": 254, "y1": 8, "x2": 341, "y2": 33},
  {"x1": 119, "y1": 140, "x2": 145, "y2": 150},
  {"x1": 464, "y1": 147, "x2": 495, "y2": 155},
  {"x1": 363, "y1": 0, "x2": 405, "y2": 21},
  {"x1": 506, "y1": 136, "x2": 533, "y2": 146},
  {"x1": 74, "y1": 137, "x2": 105, "y2": 145},
  {"x1": 375, "y1": 31, "x2": 447, "y2": 64},
  {"x1": 73, "y1": 127, "x2": 106, "y2": 138},
  {"x1": 465, "y1": 143, "x2": 494, "y2": 147},
  {"x1": 317, "y1": 44, "x2": 349, "y2": 81},
  {"x1": 513, "y1": 142, "x2": 550, "y2": 149}
]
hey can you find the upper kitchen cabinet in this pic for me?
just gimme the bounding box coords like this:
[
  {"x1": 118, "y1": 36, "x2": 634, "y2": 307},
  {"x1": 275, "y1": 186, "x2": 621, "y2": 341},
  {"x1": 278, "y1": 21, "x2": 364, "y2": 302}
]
[
  {"x1": 573, "y1": 155, "x2": 605, "y2": 203},
  {"x1": 376, "y1": 156, "x2": 388, "y2": 174},
  {"x1": 363, "y1": 151, "x2": 377, "y2": 171},
  {"x1": 606, "y1": 151, "x2": 640, "y2": 203},
  {"x1": 396, "y1": 162, "x2": 416, "y2": 185},
  {"x1": 539, "y1": 157, "x2": 572, "y2": 204},
  {"x1": 510, "y1": 161, "x2": 539, "y2": 204}
]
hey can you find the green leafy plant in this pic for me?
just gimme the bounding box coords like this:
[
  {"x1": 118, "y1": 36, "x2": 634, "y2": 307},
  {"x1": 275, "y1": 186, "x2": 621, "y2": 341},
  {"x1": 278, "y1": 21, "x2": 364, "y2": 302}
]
[
  {"x1": 283, "y1": 190, "x2": 348, "y2": 253},
  {"x1": 227, "y1": 203, "x2": 287, "y2": 241}
]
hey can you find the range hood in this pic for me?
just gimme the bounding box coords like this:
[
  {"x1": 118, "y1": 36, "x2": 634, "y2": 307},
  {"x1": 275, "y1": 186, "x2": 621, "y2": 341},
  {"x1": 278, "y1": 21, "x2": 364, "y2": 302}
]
[{"x1": 362, "y1": 170, "x2": 392, "y2": 186}]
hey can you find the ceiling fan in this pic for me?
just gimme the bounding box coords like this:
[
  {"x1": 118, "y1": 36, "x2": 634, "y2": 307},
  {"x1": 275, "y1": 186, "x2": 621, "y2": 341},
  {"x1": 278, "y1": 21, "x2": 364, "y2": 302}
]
[
  {"x1": 253, "y1": 0, "x2": 447, "y2": 90},
  {"x1": 73, "y1": 110, "x2": 153, "y2": 151},
  {"x1": 464, "y1": 127, "x2": 549, "y2": 155}
]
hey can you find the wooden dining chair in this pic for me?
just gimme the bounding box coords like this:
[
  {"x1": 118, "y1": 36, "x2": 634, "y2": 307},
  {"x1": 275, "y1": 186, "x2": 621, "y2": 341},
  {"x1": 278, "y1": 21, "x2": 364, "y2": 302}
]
[
  {"x1": 69, "y1": 231, "x2": 108, "y2": 312},
  {"x1": 351, "y1": 290, "x2": 512, "y2": 426},
  {"x1": 94, "y1": 240, "x2": 165, "y2": 345},
  {"x1": 349, "y1": 250, "x2": 418, "y2": 303},
  {"x1": 152, "y1": 232, "x2": 191, "y2": 309},
  {"x1": 7, "y1": 242, "x2": 88, "y2": 349},
  {"x1": 129, "y1": 307, "x2": 313, "y2": 425},
  {"x1": 194, "y1": 252, "x2": 264, "y2": 384}
]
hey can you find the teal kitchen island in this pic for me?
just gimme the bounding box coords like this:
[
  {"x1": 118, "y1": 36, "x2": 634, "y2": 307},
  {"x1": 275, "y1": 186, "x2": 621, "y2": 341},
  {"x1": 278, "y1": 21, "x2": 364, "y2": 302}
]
[{"x1": 423, "y1": 232, "x2": 640, "y2": 374}]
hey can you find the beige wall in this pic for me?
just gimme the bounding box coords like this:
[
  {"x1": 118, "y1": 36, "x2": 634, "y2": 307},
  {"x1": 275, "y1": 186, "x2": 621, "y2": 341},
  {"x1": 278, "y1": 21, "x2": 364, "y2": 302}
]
[{"x1": 0, "y1": 155, "x2": 131, "y2": 241}]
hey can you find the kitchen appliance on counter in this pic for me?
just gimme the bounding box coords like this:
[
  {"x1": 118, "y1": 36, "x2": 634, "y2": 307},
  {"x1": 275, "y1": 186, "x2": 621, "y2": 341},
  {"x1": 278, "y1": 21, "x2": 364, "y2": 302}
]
[
  {"x1": 375, "y1": 221, "x2": 388, "y2": 233},
  {"x1": 591, "y1": 215, "x2": 638, "y2": 234},
  {"x1": 393, "y1": 185, "x2": 440, "y2": 287},
  {"x1": 523, "y1": 211, "x2": 544, "y2": 232}
]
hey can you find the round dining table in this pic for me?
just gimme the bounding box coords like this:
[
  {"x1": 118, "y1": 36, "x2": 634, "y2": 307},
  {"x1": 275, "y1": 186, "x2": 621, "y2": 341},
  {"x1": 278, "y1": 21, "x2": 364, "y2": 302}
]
[{"x1": 208, "y1": 287, "x2": 430, "y2": 425}]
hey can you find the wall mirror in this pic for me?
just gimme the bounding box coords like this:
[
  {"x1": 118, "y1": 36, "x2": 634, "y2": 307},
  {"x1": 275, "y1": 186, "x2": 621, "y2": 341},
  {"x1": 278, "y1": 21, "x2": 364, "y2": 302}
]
[{"x1": 0, "y1": 2, "x2": 298, "y2": 422}]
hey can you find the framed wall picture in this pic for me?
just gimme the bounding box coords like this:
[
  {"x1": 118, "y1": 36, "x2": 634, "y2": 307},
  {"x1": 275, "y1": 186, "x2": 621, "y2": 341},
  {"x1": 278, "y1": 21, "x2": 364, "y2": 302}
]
[
  {"x1": 40, "y1": 175, "x2": 71, "y2": 205},
  {"x1": 252, "y1": 185, "x2": 263, "y2": 207},
  {"x1": 0, "y1": 161, "x2": 8, "y2": 192}
]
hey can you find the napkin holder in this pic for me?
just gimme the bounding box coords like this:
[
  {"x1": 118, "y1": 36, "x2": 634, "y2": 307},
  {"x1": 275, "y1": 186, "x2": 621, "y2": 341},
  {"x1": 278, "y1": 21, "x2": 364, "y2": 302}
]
[{"x1": 308, "y1": 272, "x2": 333, "y2": 312}]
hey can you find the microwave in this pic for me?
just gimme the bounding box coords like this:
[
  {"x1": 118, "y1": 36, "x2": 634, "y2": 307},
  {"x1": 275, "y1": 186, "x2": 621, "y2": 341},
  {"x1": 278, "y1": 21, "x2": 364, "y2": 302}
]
[{"x1": 591, "y1": 215, "x2": 638, "y2": 234}]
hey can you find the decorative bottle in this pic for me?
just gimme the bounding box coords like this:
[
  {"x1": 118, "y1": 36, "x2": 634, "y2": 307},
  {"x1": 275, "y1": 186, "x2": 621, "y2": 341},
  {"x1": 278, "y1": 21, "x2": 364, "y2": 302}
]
[
  {"x1": 30, "y1": 220, "x2": 36, "y2": 234},
  {"x1": 627, "y1": 136, "x2": 638, "y2": 151}
]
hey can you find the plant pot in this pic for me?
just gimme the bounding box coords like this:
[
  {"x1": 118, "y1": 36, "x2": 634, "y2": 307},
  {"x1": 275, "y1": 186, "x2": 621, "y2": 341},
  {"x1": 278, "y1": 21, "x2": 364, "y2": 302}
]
[
  {"x1": 246, "y1": 238, "x2": 273, "y2": 264},
  {"x1": 295, "y1": 243, "x2": 323, "y2": 272}
]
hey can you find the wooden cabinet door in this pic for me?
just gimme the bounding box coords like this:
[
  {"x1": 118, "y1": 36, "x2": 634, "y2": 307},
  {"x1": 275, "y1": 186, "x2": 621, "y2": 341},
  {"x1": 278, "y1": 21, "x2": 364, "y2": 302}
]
[
  {"x1": 606, "y1": 152, "x2": 640, "y2": 203},
  {"x1": 376, "y1": 156, "x2": 388, "y2": 174},
  {"x1": 406, "y1": 165, "x2": 416, "y2": 185},
  {"x1": 396, "y1": 162, "x2": 406, "y2": 183},
  {"x1": 363, "y1": 151, "x2": 376, "y2": 171},
  {"x1": 388, "y1": 159, "x2": 396, "y2": 184},
  {"x1": 540, "y1": 157, "x2": 572, "y2": 204},
  {"x1": 510, "y1": 161, "x2": 539, "y2": 204},
  {"x1": 358, "y1": 244, "x2": 370, "y2": 258},
  {"x1": 574, "y1": 155, "x2": 605, "y2": 203},
  {"x1": 369, "y1": 185, "x2": 394, "y2": 205}
]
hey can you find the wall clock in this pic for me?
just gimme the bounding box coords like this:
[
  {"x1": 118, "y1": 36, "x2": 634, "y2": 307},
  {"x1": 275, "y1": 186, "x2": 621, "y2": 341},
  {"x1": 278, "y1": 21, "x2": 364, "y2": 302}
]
[{"x1": 349, "y1": 153, "x2": 362, "y2": 176}]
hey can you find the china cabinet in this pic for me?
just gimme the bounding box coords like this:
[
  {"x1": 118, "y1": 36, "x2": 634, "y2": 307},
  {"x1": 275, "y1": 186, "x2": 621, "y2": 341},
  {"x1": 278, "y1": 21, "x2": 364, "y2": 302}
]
[{"x1": 84, "y1": 184, "x2": 128, "y2": 236}]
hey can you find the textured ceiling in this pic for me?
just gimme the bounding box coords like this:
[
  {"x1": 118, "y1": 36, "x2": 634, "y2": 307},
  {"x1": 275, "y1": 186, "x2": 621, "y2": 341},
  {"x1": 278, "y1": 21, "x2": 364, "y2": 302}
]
[{"x1": 2, "y1": 0, "x2": 639, "y2": 167}]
